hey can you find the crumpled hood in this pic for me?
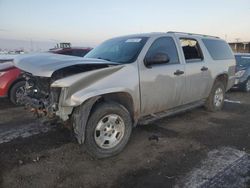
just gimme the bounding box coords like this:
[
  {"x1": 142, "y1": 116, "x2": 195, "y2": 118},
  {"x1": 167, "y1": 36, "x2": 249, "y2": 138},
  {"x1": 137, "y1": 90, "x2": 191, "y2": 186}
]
[{"x1": 14, "y1": 52, "x2": 119, "y2": 77}]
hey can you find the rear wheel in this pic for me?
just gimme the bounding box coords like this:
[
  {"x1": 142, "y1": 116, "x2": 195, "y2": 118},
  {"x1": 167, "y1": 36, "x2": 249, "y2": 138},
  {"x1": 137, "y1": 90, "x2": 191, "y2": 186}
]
[
  {"x1": 9, "y1": 81, "x2": 26, "y2": 105},
  {"x1": 85, "y1": 102, "x2": 132, "y2": 158},
  {"x1": 205, "y1": 81, "x2": 225, "y2": 112},
  {"x1": 243, "y1": 78, "x2": 250, "y2": 92}
]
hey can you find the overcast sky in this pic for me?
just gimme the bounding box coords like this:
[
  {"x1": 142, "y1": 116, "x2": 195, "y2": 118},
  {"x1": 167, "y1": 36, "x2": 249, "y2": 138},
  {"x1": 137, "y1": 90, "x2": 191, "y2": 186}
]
[{"x1": 0, "y1": 0, "x2": 250, "y2": 50}]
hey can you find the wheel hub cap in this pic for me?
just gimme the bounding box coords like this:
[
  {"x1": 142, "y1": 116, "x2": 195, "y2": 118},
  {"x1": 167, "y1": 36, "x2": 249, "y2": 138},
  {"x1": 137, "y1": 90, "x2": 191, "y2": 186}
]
[
  {"x1": 15, "y1": 86, "x2": 25, "y2": 103},
  {"x1": 94, "y1": 114, "x2": 125, "y2": 149},
  {"x1": 214, "y1": 87, "x2": 224, "y2": 107},
  {"x1": 246, "y1": 80, "x2": 250, "y2": 91}
]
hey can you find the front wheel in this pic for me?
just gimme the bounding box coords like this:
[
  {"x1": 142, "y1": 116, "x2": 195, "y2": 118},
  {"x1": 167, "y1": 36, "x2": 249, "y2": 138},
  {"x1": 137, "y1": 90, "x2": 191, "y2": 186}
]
[
  {"x1": 85, "y1": 102, "x2": 132, "y2": 158},
  {"x1": 205, "y1": 81, "x2": 225, "y2": 112}
]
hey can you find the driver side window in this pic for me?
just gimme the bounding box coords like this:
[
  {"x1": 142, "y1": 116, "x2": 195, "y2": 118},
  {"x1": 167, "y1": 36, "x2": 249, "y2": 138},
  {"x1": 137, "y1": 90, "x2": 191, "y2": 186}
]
[{"x1": 146, "y1": 37, "x2": 180, "y2": 65}]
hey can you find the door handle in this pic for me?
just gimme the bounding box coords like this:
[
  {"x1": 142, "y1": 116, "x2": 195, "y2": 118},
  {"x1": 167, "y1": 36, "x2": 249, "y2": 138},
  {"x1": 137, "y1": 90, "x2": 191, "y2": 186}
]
[
  {"x1": 174, "y1": 70, "x2": 184, "y2": 76},
  {"x1": 201, "y1": 66, "x2": 208, "y2": 71}
]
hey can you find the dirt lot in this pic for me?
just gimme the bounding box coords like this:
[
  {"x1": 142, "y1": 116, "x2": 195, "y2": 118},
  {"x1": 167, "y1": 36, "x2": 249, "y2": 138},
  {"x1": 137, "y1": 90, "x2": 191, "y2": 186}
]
[{"x1": 0, "y1": 91, "x2": 250, "y2": 188}]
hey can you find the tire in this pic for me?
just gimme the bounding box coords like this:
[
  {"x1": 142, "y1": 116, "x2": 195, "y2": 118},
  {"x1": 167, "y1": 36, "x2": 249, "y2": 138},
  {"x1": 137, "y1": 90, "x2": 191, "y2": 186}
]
[
  {"x1": 243, "y1": 78, "x2": 250, "y2": 92},
  {"x1": 205, "y1": 81, "x2": 225, "y2": 112},
  {"x1": 85, "y1": 102, "x2": 132, "y2": 158},
  {"x1": 9, "y1": 81, "x2": 26, "y2": 105}
]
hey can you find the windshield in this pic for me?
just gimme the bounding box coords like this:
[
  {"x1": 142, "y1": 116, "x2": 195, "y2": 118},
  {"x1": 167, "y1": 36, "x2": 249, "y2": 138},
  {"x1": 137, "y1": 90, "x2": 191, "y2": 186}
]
[
  {"x1": 85, "y1": 37, "x2": 148, "y2": 64},
  {"x1": 235, "y1": 55, "x2": 250, "y2": 67}
]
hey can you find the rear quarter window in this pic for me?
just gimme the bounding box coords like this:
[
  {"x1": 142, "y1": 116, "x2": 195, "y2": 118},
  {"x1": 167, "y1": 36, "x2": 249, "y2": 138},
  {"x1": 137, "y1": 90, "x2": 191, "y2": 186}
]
[{"x1": 202, "y1": 39, "x2": 234, "y2": 60}]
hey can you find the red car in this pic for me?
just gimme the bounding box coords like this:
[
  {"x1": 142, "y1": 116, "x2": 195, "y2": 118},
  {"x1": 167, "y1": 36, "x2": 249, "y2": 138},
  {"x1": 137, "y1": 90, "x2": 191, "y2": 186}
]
[{"x1": 0, "y1": 47, "x2": 92, "y2": 104}]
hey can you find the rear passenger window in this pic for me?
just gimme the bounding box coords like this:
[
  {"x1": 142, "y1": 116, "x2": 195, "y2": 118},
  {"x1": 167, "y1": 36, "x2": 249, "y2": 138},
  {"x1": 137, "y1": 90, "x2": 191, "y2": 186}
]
[
  {"x1": 146, "y1": 37, "x2": 179, "y2": 64},
  {"x1": 180, "y1": 38, "x2": 203, "y2": 62},
  {"x1": 202, "y1": 39, "x2": 234, "y2": 60}
]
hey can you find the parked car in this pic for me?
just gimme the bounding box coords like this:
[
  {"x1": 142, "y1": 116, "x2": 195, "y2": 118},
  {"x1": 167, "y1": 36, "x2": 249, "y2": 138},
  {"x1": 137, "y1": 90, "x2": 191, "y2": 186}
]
[
  {"x1": 0, "y1": 55, "x2": 24, "y2": 104},
  {"x1": 233, "y1": 53, "x2": 250, "y2": 92},
  {"x1": 0, "y1": 48, "x2": 92, "y2": 104},
  {"x1": 49, "y1": 47, "x2": 92, "y2": 57},
  {"x1": 14, "y1": 32, "x2": 236, "y2": 158}
]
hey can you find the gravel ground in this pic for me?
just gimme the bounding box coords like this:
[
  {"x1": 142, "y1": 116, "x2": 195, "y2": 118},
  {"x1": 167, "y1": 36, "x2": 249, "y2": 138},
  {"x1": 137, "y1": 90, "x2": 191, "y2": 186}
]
[{"x1": 0, "y1": 91, "x2": 249, "y2": 188}]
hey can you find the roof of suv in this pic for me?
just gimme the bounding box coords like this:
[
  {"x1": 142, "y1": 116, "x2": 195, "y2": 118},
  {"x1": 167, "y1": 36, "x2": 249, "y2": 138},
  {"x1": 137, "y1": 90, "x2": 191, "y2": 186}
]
[{"x1": 112, "y1": 31, "x2": 220, "y2": 40}]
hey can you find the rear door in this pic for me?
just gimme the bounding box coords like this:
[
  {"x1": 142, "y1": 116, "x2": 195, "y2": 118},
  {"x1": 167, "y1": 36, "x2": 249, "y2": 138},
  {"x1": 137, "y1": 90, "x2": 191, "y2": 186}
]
[
  {"x1": 139, "y1": 36, "x2": 186, "y2": 115},
  {"x1": 178, "y1": 38, "x2": 211, "y2": 104}
]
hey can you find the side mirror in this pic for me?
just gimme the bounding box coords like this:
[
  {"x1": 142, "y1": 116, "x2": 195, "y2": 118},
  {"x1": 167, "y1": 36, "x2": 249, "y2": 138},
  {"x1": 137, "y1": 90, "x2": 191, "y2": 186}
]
[{"x1": 144, "y1": 52, "x2": 170, "y2": 68}]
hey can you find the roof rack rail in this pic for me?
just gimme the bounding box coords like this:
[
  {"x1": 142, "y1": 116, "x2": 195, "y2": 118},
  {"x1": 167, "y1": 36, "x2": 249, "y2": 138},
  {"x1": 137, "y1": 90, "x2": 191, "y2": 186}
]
[{"x1": 167, "y1": 31, "x2": 220, "y2": 39}]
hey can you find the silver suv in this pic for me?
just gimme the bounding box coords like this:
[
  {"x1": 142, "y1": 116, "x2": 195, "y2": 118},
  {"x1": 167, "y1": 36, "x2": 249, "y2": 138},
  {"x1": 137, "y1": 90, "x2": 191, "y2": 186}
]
[{"x1": 15, "y1": 32, "x2": 236, "y2": 158}]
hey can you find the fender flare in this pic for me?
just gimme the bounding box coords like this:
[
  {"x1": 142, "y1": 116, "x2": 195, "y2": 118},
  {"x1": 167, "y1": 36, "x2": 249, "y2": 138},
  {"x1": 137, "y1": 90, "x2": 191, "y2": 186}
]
[{"x1": 71, "y1": 96, "x2": 100, "y2": 144}]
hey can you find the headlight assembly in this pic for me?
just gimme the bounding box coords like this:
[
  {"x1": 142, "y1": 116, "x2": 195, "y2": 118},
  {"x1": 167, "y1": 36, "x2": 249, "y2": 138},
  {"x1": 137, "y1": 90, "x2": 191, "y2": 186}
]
[{"x1": 235, "y1": 70, "x2": 246, "y2": 77}]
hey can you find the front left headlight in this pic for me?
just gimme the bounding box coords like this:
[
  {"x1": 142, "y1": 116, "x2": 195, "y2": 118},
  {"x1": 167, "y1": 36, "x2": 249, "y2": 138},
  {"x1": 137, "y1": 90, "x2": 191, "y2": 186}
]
[{"x1": 235, "y1": 70, "x2": 246, "y2": 77}]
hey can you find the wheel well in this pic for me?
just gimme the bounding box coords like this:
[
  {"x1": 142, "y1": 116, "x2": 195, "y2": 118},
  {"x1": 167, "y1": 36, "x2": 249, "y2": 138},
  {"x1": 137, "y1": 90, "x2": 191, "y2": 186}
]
[
  {"x1": 215, "y1": 74, "x2": 228, "y2": 89},
  {"x1": 7, "y1": 78, "x2": 25, "y2": 97},
  {"x1": 90, "y1": 92, "x2": 136, "y2": 123}
]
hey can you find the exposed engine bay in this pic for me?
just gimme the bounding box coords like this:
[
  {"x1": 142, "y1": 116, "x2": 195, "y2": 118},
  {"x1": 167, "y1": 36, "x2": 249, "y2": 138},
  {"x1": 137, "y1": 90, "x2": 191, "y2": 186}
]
[
  {"x1": 19, "y1": 73, "x2": 60, "y2": 119},
  {"x1": 19, "y1": 64, "x2": 112, "y2": 120}
]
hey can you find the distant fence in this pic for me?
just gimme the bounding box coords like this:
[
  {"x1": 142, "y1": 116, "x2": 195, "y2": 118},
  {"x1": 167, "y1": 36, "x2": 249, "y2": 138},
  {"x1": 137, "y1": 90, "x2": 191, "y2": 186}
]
[{"x1": 229, "y1": 42, "x2": 250, "y2": 53}]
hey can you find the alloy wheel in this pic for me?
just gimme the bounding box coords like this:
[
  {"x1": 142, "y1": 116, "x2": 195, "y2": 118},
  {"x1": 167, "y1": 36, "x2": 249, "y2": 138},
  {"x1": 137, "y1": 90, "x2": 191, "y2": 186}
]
[{"x1": 94, "y1": 114, "x2": 125, "y2": 149}]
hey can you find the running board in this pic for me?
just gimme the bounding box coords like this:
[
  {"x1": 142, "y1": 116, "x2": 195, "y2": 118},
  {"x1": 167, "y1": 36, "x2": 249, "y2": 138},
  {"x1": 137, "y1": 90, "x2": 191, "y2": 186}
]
[{"x1": 139, "y1": 100, "x2": 205, "y2": 125}]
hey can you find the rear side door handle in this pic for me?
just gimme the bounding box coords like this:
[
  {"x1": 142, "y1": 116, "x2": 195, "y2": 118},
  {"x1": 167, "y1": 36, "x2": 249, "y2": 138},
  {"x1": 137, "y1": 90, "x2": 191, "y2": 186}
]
[
  {"x1": 201, "y1": 66, "x2": 208, "y2": 71},
  {"x1": 174, "y1": 70, "x2": 184, "y2": 76}
]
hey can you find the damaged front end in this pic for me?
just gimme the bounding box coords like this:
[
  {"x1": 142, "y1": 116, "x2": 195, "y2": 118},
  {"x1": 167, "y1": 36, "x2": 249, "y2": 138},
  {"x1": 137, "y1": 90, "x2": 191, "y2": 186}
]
[
  {"x1": 19, "y1": 73, "x2": 61, "y2": 120},
  {"x1": 14, "y1": 53, "x2": 127, "y2": 140},
  {"x1": 17, "y1": 60, "x2": 119, "y2": 123}
]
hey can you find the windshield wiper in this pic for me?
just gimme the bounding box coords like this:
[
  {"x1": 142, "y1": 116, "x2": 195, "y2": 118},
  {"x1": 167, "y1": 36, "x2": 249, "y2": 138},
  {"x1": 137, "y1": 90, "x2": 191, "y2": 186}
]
[{"x1": 97, "y1": 57, "x2": 111, "y2": 62}]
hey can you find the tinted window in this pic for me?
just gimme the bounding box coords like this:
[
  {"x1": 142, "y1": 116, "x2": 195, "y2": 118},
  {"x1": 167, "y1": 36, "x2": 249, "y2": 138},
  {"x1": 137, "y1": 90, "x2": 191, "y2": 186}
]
[
  {"x1": 202, "y1": 39, "x2": 234, "y2": 60},
  {"x1": 85, "y1": 37, "x2": 148, "y2": 64},
  {"x1": 235, "y1": 55, "x2": 250, "y2": 67},
  {"x1": 145, "y1": 37, "x2": 179, "y2": 64},
  {"x1": 180, "y1": 38, "x2": 203, "y2": 62}
]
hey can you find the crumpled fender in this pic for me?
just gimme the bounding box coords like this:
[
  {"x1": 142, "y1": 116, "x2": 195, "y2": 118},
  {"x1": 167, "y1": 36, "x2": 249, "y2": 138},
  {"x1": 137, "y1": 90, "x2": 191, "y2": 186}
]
[
  {"x1": 51, "y1": 63, "x2": 140, "y2": 124},
  {"x1": 51, "y1": 64, "x2": 135, "y2": 107}
]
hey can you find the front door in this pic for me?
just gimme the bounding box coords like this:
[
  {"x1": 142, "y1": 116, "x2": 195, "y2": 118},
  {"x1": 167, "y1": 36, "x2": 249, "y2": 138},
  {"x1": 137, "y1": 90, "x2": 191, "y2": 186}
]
[{"x1": 139, "y1": 36, "x2": 186, "y2": 116}]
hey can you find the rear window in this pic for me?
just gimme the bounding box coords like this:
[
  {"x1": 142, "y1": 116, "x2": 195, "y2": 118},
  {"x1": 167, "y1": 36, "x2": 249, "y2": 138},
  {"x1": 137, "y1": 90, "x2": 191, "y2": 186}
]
[{"x1": 202, "y1": 39, "x2": 234, "y2": 60}]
